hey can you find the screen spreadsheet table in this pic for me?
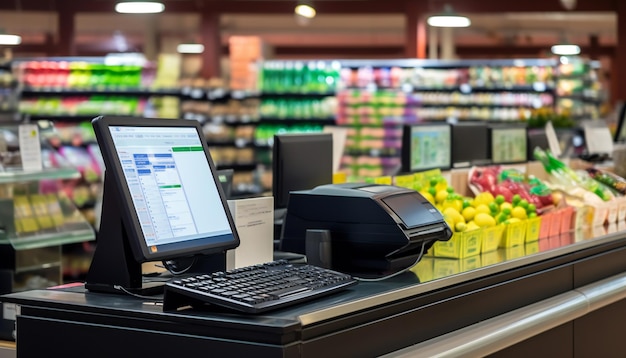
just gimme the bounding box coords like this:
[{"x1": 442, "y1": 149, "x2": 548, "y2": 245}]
[{"x1": 109, "y1": 126, "x2": 233, "y2": 252}]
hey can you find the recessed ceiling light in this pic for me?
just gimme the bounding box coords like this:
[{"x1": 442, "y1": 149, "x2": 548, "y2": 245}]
[
  {"x1": 551, "y1": 44, "x2": 581, "y2": 56},
  {"x1": 295, "y1": 1, "x2": 316, "y2": 19},
  {"x1": 115, "y1": 2, "x2": 165, "y2": 14},
  {"x1": 0, "y1": 34, "x2": 22, "y2": 45},
  {"x1": 177, "y1": 43, "x2": 205, "y2": 54},
  {"x1": 427, "y1": 5, "x2": 471, "y2": 28}
]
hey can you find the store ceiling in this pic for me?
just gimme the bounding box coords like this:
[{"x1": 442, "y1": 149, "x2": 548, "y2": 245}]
[{"x1": 0, "y1": 0, "x2": 619, "y2": 59}]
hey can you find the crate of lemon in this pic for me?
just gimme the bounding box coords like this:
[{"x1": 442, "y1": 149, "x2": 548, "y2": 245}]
[{"x1": 426, "y1": 190, "x2": 542, "y2": 259}]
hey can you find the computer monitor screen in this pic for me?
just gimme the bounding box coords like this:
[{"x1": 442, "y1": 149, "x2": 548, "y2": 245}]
[
  {"x1": 216, "y1": 168, "x2": 234, "y2": 199},
  {"x1": 490, "y1": 125, "x2": 528, "y2": 164},
  {"x1": 450, "y1": 122, "x2": 490, "y2": 168},
  {"x1": 527, "y1": 128, "x2": 550, "y2": 159},
  {"x1": 272, "y1": 133, "x2": 333, "y2": 210},
  {"x1": 614, "y1": 101, "x2": 626, "y2": 143},
  {"x1": 401, "y1": 123, "x2": 451, "y2": 173},
  {"x1": 86, "y1": 116, "x2": 239, "y2": 293}
]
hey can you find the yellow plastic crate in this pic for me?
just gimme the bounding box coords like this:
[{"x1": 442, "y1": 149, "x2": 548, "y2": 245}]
[
  {"x1": 482, "y1": 225, "x2": 505, "y2": 253},
  {"x1": 481, "y1": 250, "x2": 502, "y2": 267},
  {"x1": 411, "y1": 257, "x2": 434, "y2": 282},
  {"x1": 525, "y1": 216, "x2": 542, "y2": 242},
  {"x1": 525, "y1": 240, "x2": 540, "y2": 255},
  {"x1": 502, "y1": 245, "x2": 526, "y2": 260},
  {"x1": 433, "y1": 229, "x2": 482, "y2": 259},
  {"x1": 332, "y1": 172, "x2": 347, "y2": 184},
  {"x1": 433, "y1": 258, "x2": 460, "y2": 277},
  {"x1": 460, "y1": 255, "x2": 482, "y2": 271},
  {"x1": 500, "y1": 220, "x2": 527, "y2": 248}
]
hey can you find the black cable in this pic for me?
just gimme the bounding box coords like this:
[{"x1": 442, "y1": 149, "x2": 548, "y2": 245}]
[
  {"x1": 161, "y1": 257, "x2": 198, "y2": 276},
  {"x1": 112, "y1": 285, "x2": 163, "y2": 301}
]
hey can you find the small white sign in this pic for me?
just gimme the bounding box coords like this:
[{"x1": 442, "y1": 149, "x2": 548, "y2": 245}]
[
  {"x1": 584, "y1": 125, "x2": 614, "y2": 155},
  {"x1": 226, "y1": 196, "x2": 274, "y2": 270},
  {"x1": 18, "y1": 124, "x2": 43, "y2": 171},
  {"x1": 323, "y1": 126, "x2": 348, "y2": 173},
  {"x1": 545, "y1": 121, "x2": 562, "y2": 157},
  {"x1": 2, "y1": 303, "x2": 17, "y2": 321}
]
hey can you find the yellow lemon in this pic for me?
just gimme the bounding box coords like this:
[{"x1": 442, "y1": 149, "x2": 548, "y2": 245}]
[
  {"x1": 474, "y1": 212, "x2": 496, "y2": 228},
  {"x1": 443, "y1": 213, "x2": 456, "y2": 229},
  {"x1": 420, "y1": 191, "x2": 435, "y2": 204},
  {"x1": 442, "y1": 207, "x2": 465, "y2": 225},
  {"x1": 506, "y1": 217, "x2": 522, "y2": 224},
  {"x1": 466, "y1": 221, "x2": 481, "y2": 231},
  {"x1": 500, "y1": 202, "x2": 513, "y2": 212},
  {"x1": 511, "y1": 206, "x2": 528, "y2": 220},
  {"x1": 442, "y1": 198, "x2": 462, "y2": 212},
  {"x1": 455, "y1": 222, "x2": 467, "y2": 232},
  {"x1": 462, "y1": 206, "x2": 476, "y2": 222},
  {"x1": 474, "y1": 204, "x2": 491, "y2": 215},
  {"x1": 435, "y1": 189, "x2": 449, "y2": 204},
  {"x1": 474, "y1": 192, "x2": 495, "y2": 207}
]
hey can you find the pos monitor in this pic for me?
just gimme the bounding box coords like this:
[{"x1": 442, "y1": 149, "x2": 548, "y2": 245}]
[
  {"x1": 85, "y1": 116, "x2": 239, "y2": 295},
  {"x1": 272, "y1": 133, "x2": 333, "y2": 211},
  {"x1": 401, "y1": 122, "x2": 451, "y2": 173},
  {"x1": 489, "y1": 123, "x2": 528, "y2": 164},
  {"x1": 450, "y1": 121, "x2": 490, "y2": 168}
]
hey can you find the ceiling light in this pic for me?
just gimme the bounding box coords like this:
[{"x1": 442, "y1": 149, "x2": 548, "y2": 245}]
[
  {"x1": 115, "y1": 1, "x2": 165, "y2": 14},
  {"x1": 551, "y1": 44, "x2": 581, "y2": 56},
  {"x1": 427, "y1": 5, "x2": 471, "y2": 28},
  {"x1": 177, "y1": 43, "x2": 205, "y2": 54},
  {"x1": 0, "y1": 34, "x2": 21, "y2": 45},
  {"x1": 295, "y1": 1, "x2": 316, "y2": 19}
]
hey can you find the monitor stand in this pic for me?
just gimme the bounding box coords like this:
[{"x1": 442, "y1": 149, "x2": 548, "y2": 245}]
[
  {"x1": 85, "y1": 174, "x2": 165, "y2": 295},
  {"x1": 85, "y1": 174, "x2": 227, "y2": 296}
]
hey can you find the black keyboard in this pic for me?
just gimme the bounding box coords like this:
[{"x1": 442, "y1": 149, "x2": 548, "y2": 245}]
[{"x1": 162, "y1": 260, "x2": 358, "y2": 313}]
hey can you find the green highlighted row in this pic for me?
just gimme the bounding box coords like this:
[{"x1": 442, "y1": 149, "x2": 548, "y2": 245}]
[
  {"x1": 172, "y1": 146, "x2": 203, "y2": 152},
  {"x1": 159, "y1": 185, "x2": 182, "y2": 189}
]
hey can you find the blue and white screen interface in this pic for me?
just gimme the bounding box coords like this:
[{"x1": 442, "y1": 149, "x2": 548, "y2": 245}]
[{"x1": 109, "y1": 125, "x2": 233, "y2": 254}]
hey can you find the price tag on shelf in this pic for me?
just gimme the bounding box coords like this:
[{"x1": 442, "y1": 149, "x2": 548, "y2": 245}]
[
  {"x1": 532, "y1": 82, "x2": 547, "y2": 92},
  {"x1": 190, "y1": 88, "x2": 204, "y2": 99},
  {"x1": 18, "y1": 124, "x2": 42, "y2": 171},
  {"x1": 231, "y1": 90, "x2": 245, "y2": 99}
]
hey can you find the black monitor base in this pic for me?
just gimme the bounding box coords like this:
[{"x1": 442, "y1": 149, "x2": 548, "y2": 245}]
[{"x1": 85, "y1": 280, "x2": 165, "y2": 296}]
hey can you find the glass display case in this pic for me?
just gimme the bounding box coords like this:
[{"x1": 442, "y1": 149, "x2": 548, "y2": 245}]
[{"x1": 0, "y1": 166, "x2": 95, "y2": 294}]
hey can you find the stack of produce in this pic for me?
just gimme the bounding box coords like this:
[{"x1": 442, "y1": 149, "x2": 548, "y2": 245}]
[
  {"x1": 534, "y1": 148, "x2": 614, "y2": 204},
  {"x1": 469, "y1": 165, "x2": 554, "y2": 211},
  {"x1": 417, "y1": 174, "x2": 537, "y2": 235}
]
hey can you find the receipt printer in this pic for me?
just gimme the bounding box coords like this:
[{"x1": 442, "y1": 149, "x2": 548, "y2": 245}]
[{"x1": 280, "y1": 183, "x2": 452, "y2": 277}]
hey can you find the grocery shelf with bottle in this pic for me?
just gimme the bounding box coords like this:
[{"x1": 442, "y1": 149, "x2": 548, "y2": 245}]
[
  {"x1": 335, "y1": 59, "x2": 559, "y2": 180},
  {"x1": 0, "y1": 61, "x2": 18, "y2": 117},
  {"x1": 555, "y1": 58, "x2": 605, "y2": 120},
  {"x1": 253, "y1": 60, "x2": 341, "y2": 192},
  {"x1": 178, "y1": 76, "x2": 263, "y2": 197},
  {"x1": 14, "y1": 57, "x2": 181, "y2": 121}
]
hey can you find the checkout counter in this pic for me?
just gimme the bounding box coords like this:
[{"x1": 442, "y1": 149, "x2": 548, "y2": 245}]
[{"x1": 3, "y1": 223, "x2": 626, "y2": 357}]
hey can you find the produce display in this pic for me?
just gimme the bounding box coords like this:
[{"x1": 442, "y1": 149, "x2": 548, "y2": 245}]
[
  {"x1": 420, "y1": 174, "x2": 538, "y2": 235},
  {"x1": 469, "y1": 166, "x2": 554, "y2": 211},
  {"x1": 585, "y1": 168, "x2": 626, "y2": 195},
  {"x1": 534, "y1": 148, "x2": 614, "y2": 203}
]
